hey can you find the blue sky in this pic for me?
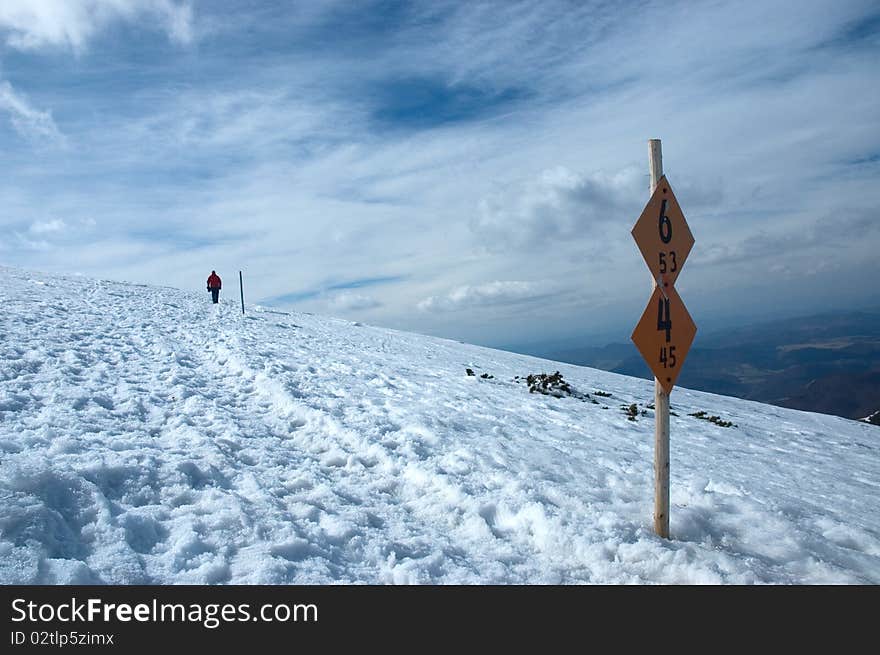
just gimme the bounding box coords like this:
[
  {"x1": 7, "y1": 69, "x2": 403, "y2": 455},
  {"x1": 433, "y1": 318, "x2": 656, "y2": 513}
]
[{"x1": 0, "y1": 0, "x2": 878, "y2": 348}]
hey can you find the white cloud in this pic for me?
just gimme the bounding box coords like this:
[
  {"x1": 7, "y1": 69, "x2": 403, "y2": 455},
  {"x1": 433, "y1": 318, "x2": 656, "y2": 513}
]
[
  {"x1": 29, "y1": 218, "x2": 67, "y2": 234},
  {"x1": 11, "y1": 233, "x2": 51, "y2": 252},
  {"x1": 418, "y1": 281, "x2": 551, "y2": 313},
  {"x1": 327, "y1": 291, "x2": 381, "y2": 312},
  {"x1": 161, "y1": 0, "x2": 192, "y2": 44},
  {"x1": 471, "y1": 166, "x2": 643, "y2": 251},
  {"x1": 0, "y1": 81, "x2": 64, "y2": 142},
  {"x1": 0, "y1": 0, "x2": 194, "y2": 52}
]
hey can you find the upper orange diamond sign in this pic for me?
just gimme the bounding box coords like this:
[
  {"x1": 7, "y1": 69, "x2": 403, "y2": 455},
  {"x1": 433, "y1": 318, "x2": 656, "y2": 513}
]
[{"x1": 631, "y1": 175, "x2": 694, "y2": 289}]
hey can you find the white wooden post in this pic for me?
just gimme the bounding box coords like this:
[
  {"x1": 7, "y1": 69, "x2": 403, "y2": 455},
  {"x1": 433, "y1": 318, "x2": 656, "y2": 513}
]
[{"x1": 649, "y1": 138, "x2": 670, "y2": 539}]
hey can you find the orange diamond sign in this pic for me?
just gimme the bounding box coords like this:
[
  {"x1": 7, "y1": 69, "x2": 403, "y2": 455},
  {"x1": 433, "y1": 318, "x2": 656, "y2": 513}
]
[
  {"x1": 631, "y1": 175, "x2": 694, "y2": 289},
  {"x1": 631, "y1": 285, "x2": 696, "y2": 395}
]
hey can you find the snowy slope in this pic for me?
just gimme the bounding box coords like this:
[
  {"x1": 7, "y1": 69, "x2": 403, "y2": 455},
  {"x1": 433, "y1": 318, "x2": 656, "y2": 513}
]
[{"x1": 1, "y1": 265, "x2": 878, "y2": 584}]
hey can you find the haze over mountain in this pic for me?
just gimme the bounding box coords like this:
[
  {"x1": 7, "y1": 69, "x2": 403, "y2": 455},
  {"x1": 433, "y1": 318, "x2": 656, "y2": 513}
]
[{"x1": 506, "y1": 309, "x2": 880, "y2": 422}]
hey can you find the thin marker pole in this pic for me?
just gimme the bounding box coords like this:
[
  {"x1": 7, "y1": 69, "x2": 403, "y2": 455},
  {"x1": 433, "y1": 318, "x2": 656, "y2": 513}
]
[
  {"x1": 239, "y1": 270, "x2": 245, "y2": 315},
  {"x1": 649, "y1": 138, "x2": 670, "y2": 539}
]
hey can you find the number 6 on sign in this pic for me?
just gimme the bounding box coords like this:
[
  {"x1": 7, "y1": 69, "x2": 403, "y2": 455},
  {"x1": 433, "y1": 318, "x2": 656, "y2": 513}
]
[
  {"x1": 658, "y1": 199, "x2": 672, "y2": 243},
  {"x1": 631, "y1": 285, "x2": 696, "y2": 395}
]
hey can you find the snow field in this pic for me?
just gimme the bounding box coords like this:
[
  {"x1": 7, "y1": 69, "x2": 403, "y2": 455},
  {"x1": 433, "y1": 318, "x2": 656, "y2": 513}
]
[{"x1": 1, "y1": 266, "x2": 878, "y2": 584}]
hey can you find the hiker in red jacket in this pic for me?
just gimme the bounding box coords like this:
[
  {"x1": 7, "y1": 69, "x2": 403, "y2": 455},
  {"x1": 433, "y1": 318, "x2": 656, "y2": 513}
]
[{"x1": 207, "y1": 270, "x2": 221, "y2": 304}]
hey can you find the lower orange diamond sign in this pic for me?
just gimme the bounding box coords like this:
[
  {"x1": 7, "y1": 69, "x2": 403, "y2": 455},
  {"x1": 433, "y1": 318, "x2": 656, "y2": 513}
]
[{"x1": 631, "y1": 284, "x2": 697, "y2": 395}]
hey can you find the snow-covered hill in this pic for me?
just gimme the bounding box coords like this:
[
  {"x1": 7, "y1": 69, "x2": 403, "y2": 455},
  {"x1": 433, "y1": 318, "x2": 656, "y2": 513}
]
[{"x1": 1, "y1": 266, "x2": 878, "y2": 584}]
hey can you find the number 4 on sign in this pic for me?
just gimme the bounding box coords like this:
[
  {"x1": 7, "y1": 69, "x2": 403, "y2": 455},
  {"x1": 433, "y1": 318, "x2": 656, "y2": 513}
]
[{"x1": 630, "y1": 284, "x2": 697, "y2": 395}]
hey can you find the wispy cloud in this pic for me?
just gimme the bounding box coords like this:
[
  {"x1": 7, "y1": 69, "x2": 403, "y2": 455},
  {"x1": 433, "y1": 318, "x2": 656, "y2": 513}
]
[
  {"x1": 471, "y1": 166, "x2": 644, "y2": 251},
  {"x1": 29, "y1": 218, "x2": 66, "y2": 234},
  {"x1": 264, "y1": 276, "x2": 401, "y2": 315},
  {"x1": 418, "y1": 281, "x2": 553, "y2": 313},
  {"x1": 0, "y1": 80, "x2": 64, "y2": 142},
  {"x1": 3, "y1": 216, "x2": 96, "y2": 254},
  {"x1": 328, "y1": 291, "x2": 381, "y2": 312},
  {"x1": 0, "y1": 0, "x2": 194, "y2": 52}
]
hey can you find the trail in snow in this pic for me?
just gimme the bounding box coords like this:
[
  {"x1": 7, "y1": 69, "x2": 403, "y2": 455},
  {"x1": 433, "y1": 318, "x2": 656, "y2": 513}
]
[{"x1": 1, "y1": 266, "x2": 878, "y2": 584}]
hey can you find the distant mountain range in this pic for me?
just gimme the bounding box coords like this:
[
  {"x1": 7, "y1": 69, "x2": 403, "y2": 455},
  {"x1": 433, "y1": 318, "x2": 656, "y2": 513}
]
[{"x1": 538, "y1": 309, "x2": 880, "y2": 422}]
